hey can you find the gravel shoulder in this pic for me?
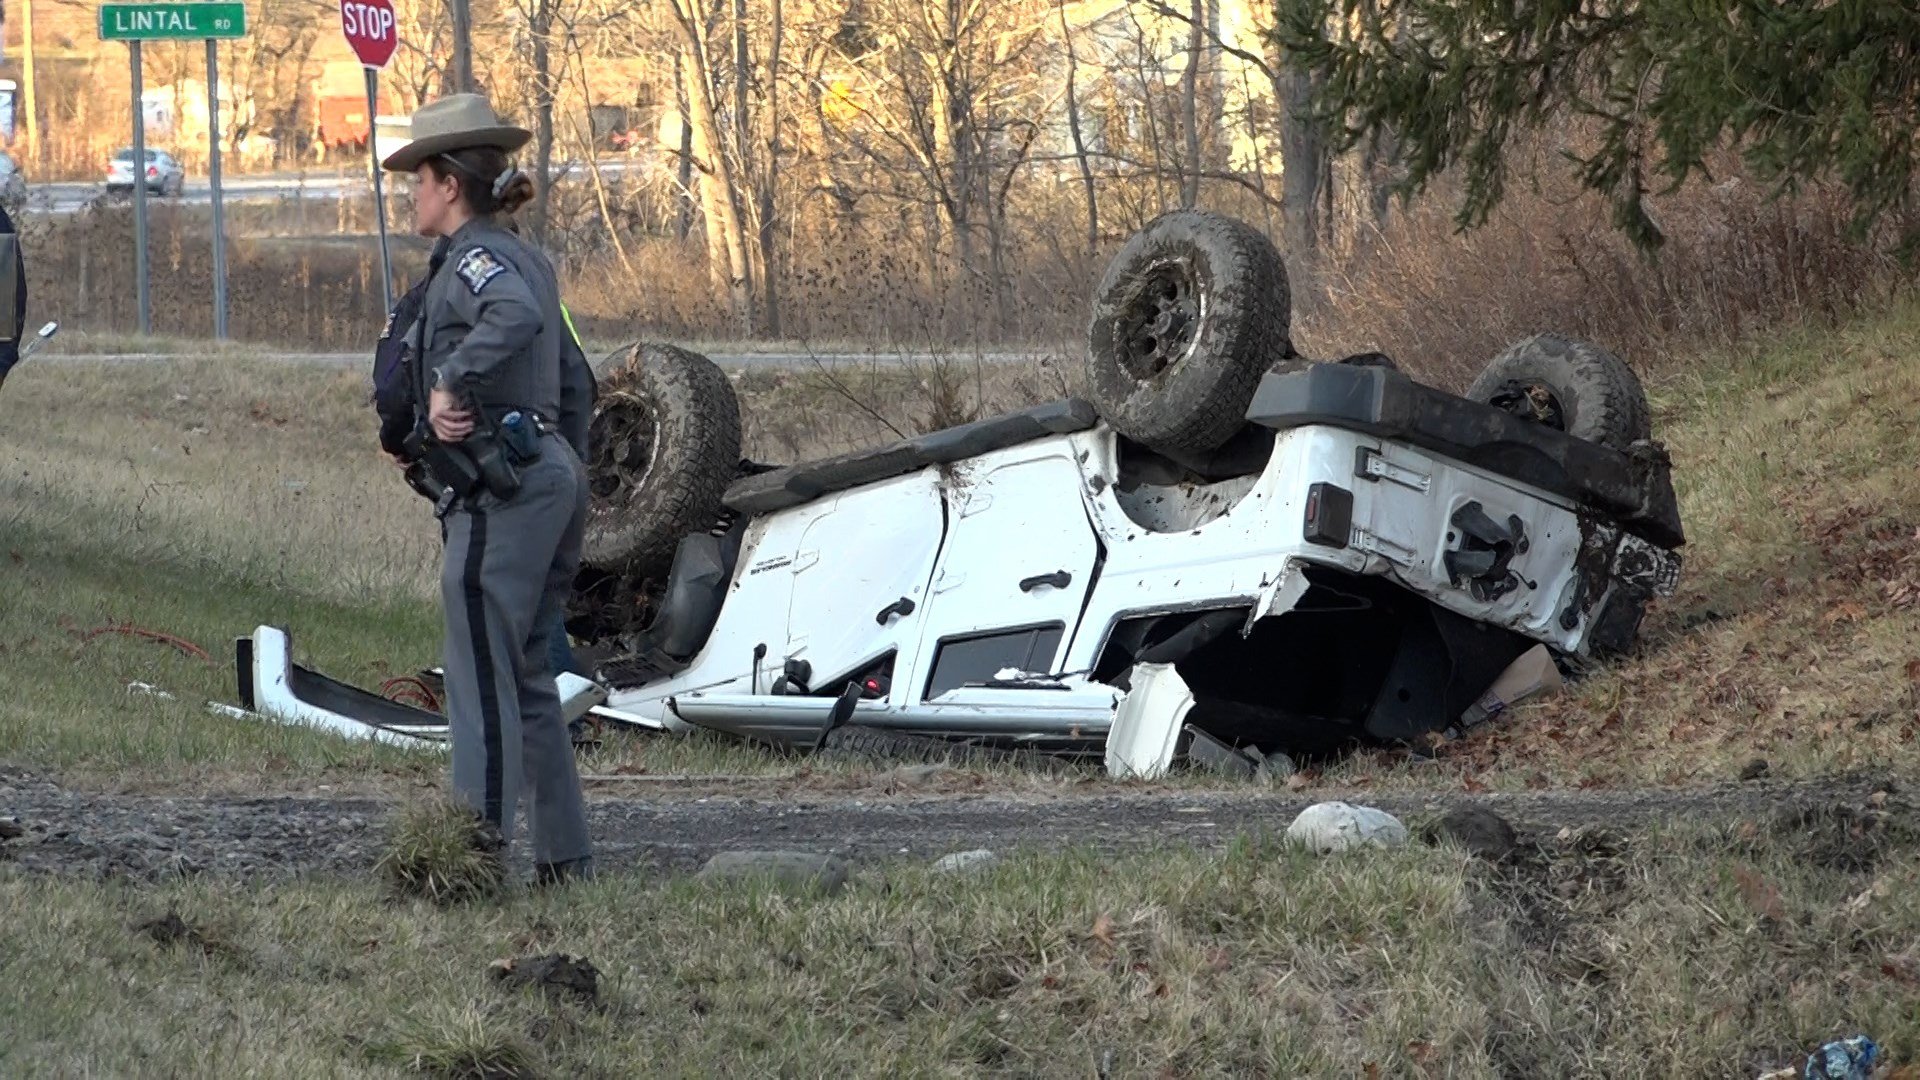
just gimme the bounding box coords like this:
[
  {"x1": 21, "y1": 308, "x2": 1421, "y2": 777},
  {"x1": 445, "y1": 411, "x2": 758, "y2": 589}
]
[{"x1": 1, "y1": 766, "x2": 1898, "y2": 882}]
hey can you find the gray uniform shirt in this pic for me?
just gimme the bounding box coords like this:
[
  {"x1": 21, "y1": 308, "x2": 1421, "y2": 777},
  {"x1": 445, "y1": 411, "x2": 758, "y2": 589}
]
[{"x1": 413, "y1": 218, "x2": 564, "y2": 425}]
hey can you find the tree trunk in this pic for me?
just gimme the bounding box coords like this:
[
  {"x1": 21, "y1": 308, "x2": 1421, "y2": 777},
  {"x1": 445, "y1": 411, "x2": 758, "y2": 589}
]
[
  {"x1": 1180, "y1": 0, "x2": 1203, "y2": 207},
  {"x1": 674, "y1": 50, "x2": 695, "y2": 242},
  {"x1": 673, "y1": 10, "x2": 755, "y2": 328},
  {"x1": 529, "y1": 3, "x2": 555, "y2": 243},
  {"x1": 447, "y1": 0, "x2": 475, "y2": 93},
  {"x1": 21, "y1": 0, "x2": 38, "y2": 161},
  {"x1": 1276, "y1": 62, "x2": 1321, "y2": 257},
  {"x1": 757, "y1": 0, "x2": 783, "y2": 338},
  {"x1": 1057, "y1": 0, "x2": 1098, "y2": 258}
]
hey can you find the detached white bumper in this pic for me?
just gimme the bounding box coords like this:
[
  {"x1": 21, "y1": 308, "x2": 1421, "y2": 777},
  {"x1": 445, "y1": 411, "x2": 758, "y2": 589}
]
[{"x1": 225, "y1": 626, "x2": 620, "y2": 748}]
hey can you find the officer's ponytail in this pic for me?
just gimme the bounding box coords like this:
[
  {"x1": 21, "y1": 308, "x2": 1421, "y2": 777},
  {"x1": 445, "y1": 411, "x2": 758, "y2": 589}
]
[
  {"x1": 427, "y1": 146, "x2": 535, "y2": 218},
  {"x1": 494, "y1": 170, "x2": 536, "y2": 215}
]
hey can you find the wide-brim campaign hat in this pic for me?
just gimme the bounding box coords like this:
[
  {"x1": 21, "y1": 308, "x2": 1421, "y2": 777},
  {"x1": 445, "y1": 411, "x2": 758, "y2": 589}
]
[{"x1": 381, "y1": 93, "x2": 531, "y2": 172}]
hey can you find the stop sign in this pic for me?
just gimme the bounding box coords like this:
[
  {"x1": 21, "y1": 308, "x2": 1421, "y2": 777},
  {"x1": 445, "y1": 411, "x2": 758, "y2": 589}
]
[{"x1": 340, "y1": 0, "x2": 398, "y2": 69}]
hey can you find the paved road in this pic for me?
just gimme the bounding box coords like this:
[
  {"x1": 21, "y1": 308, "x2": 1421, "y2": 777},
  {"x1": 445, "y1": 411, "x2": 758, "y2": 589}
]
[{"x1": 22, "y1": 159, "x2": 651, "y2": 217}]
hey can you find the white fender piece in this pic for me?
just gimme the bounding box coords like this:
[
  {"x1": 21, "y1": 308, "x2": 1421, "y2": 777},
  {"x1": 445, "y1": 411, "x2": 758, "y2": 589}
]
[
  {"x1": 1105, "y1": 663, "x2": 1196, "y2": 780},
  {"x1": 556, "y1": 673, "x2": 609, "y2": 724},
  {"x1": 234, "y1": 626, "x2": 447, "y2": 750}
]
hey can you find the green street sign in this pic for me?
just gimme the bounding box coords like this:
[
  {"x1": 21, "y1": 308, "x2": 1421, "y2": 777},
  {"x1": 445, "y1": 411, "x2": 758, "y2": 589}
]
[{"x1": 99, "y1": 2, "x2": 248, "y2": 41}]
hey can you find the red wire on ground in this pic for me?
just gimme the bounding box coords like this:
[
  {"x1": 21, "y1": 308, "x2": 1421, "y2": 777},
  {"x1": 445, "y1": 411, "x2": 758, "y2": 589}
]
[
  {"x1": 80, "y1": 622, "x2": 212, "y2": 663},
  {"x1": 380, "y1": 675, "x2": 442, "y2": 713}
]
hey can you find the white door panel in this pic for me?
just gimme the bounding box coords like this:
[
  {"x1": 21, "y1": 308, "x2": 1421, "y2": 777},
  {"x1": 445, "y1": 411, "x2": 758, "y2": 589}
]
[
  {"x1": 910, "y1": 452, "x2": 1100, "y2": 700},
  {"x1": 784, "y1": 471, "x2": 946, "y2": 682}
]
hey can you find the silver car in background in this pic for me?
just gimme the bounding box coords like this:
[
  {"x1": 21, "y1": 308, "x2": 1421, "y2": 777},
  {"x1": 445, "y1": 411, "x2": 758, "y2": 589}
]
[{"x1": 106, "y1": 147, "x2": 185, "y2": 197}]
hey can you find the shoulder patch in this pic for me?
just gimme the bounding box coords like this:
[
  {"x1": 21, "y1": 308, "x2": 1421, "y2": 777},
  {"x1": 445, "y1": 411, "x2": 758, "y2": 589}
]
[{"x1": 455, "y1": 247, "x2": 507, "y2": 295}]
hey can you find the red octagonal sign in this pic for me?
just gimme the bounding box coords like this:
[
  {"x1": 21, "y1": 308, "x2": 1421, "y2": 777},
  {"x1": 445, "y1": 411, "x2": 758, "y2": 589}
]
[{"x1": 340, "y1": 0, "x2": 398, "y2": 69}]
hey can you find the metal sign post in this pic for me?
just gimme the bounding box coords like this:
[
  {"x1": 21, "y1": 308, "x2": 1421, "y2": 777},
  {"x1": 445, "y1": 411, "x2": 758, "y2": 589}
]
[
  {"x1": 340, "y1": 0, "x2": 400, "y2": 316},
  {"x1": 99, "y1": 2, "x2": 246, "y2": 339},
  {"x1": 130, "y1": 40, "x2": 149, "y2": 335},
  {"x1": 207, "y1": 39, "x2": 228, "y2": 339},
  {"x1": 365, "y1": 68, "x2": 392, "y2": 315}
]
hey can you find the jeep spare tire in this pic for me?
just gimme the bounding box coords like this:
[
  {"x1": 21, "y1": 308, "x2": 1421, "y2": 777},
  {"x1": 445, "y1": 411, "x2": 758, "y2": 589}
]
[
  {"x1": 1466, "y1": 334, "x2": 1651, "y2": 453},
  {"x1": 580, "y1": 343, "x2": 741, "y2": 578},
  {"x1": 1085, "y1": 210, "x2": 1291, "y2": 458}
]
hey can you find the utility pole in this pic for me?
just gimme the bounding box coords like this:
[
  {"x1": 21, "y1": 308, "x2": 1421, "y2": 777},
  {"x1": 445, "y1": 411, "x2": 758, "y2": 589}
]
[
  {"x1": 448, "y1": 0, "x2": 474, "y2": 92},
  {"x1": 21, "y1": 0, "x2": 37, "y2": 159}
]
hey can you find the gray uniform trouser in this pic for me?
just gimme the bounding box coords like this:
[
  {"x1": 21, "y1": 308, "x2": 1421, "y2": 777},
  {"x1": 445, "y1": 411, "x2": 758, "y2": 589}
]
[{"x1": 439, "y1": 435, "x2": 591, "y2": 865}]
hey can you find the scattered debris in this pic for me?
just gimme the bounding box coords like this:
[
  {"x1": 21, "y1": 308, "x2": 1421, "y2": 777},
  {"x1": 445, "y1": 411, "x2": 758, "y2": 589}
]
[
  {"x1": 133, "y1": 909, "x2": 235, "y2": 958},
  {"x1": 930, "y1": 849, "x2": 999, "y2": 875},
  {"x1": 696, "y1": 850, "x2": 851, "y2": 895},
  {"x1": 127, "y1": 682, "x2": 176, "y2": 700},
  {"x1": 1422, "y1": 806, "x2": 1520, "y2": 860},
  {"x1": 1456, "y1": 645, "x2": 1564, "y2": 733},
  {"x1": 1183, "y1": 725, "x2": 1258, "y2": 779},
  {"x1": 489, "y1": 953, "x2": 600, "y2": 1005},
  {"x1": 1255, "y1": 749, "x2": 1299, "y2": 781},
  {"x1": 79, "y1": 621, "x2": 211, "y2": 663},
  {"x1": 379, "y1": 675, "x2": 441, "y2": 713},
  {"x1": 1286, "y1": 802, "x2": 1409, "y2": 854},
  {"x1": 1800, "y1": 1035, "x2": 1878, "y2": 1080},
  {"x1": 1741, "y1": 758, "x2": 1771, "y2": 781}
]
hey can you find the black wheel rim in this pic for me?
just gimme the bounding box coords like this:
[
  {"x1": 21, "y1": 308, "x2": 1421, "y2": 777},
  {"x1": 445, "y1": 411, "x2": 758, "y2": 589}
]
[
  {"x1": 587, "y1": 392, "x2": 658, "y2": 502},
  {"x1": 1488, "y1": 380, "x2": 1567, "y2": 432},
  {"x1": 1117, "y1": 259, "x2": 1202, "y2": 381}
]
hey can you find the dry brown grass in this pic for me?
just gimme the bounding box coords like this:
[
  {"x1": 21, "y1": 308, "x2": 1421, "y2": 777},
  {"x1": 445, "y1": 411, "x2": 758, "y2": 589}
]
[{"x1": 1290, "y1": 156, "x2": 1901, "y2": 389}]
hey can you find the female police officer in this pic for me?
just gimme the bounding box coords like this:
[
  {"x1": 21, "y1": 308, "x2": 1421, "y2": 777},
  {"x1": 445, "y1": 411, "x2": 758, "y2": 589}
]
[{"x1": 383, "y1": 93, "x2": 593, "y2": 884}]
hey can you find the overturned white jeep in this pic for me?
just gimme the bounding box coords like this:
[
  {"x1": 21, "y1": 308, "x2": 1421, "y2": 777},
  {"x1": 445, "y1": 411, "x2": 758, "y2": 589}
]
[{"x1": 560, "y1": 210, "x2": 1684, "y2": 774}]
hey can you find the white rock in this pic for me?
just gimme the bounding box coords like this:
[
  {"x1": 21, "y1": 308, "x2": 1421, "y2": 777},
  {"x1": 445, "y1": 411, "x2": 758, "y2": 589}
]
[
  {"x1": 931, "y1": 849, "x2": 999, "y2": 874},
  {"x1": 1285, "y1": 801, "x2": 1409, "y2": 854}
]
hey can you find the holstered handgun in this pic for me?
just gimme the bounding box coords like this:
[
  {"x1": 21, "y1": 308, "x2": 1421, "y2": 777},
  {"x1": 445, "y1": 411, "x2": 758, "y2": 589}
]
[
  {"x1": 403, "y1": 420, "x2": 484, "y2": 499},
  {"x1": 402, "y1": 411, "x2": 522, "y2": 509}
]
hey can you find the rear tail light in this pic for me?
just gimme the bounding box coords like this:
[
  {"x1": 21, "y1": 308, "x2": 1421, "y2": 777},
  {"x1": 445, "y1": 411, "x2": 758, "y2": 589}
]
[{"x1": 1303, "y1": 482, "x2": 1354, "y2": 548}]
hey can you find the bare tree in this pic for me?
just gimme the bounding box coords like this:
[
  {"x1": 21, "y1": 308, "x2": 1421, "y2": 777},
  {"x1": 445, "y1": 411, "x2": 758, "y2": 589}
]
[
  {"x1": 666, "y1": 0, "x2": 757, "y2": 328},
  {"x1": 822, "y1": 0, "x2": 1052, "y2": 335},
  {"x1": 1056, "y1": 0, "x2": 1099, "y2": 256},
  {"x1": 1179, "y1": 0, "x2": 1203, "y2": 207},
  {"x1": 507, "y1": 0, "x2": 568, "y2": 242}
]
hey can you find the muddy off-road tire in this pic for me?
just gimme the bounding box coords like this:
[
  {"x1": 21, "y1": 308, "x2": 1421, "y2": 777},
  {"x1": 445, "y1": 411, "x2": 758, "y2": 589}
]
[
  {"x1": 579, "y1": 343, "x2": 741, "y2": 577},
  {"x1": 1085, "y1": 210, "x2": 1292, "y2": 458},
  {"x1": 1466, "y1": 334, "x2": 1651, "y2": 453}
]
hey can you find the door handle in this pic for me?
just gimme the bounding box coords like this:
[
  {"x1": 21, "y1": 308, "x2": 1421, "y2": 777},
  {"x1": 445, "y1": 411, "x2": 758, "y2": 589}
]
[
  {"x1": 1020, "y1": 570, "x2": 1072, "y2": 593},
  {"x1": 874, "y1": 597, "x2": 916, "y2": 624}
]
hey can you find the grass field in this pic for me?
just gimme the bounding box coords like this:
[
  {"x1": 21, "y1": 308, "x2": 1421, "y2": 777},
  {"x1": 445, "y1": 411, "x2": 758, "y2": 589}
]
[
  {"x1": 4, "y1": 805, "x2": 1916, "y2": 1077},
  {"x1": 3, "y1": 305, "x2": 1920, "y2": 1074}
]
